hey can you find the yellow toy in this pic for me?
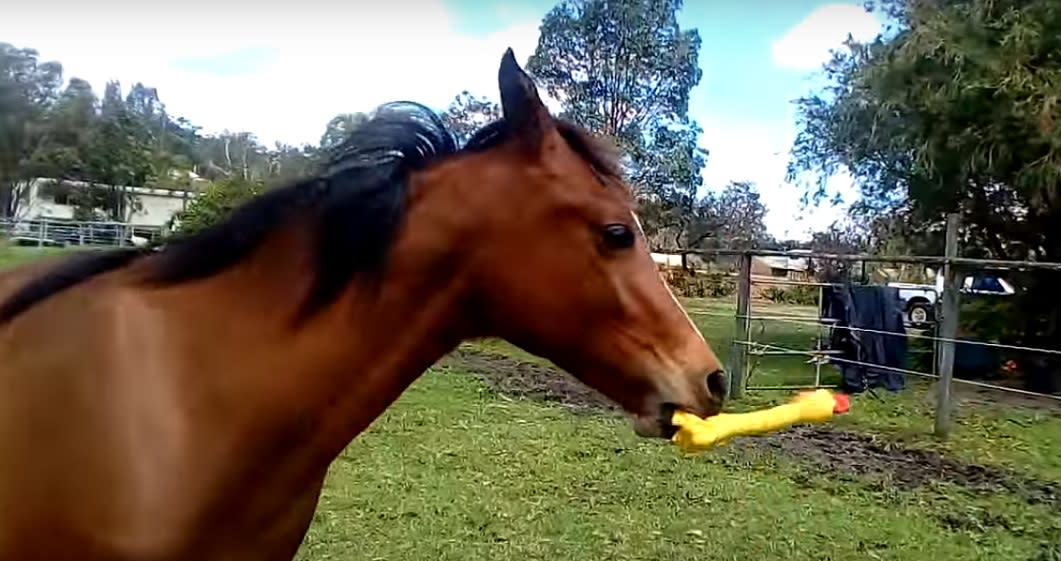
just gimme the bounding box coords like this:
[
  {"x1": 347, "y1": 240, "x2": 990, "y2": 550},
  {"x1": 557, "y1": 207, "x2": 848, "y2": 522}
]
[{"x1": 670, "y1": 389, "x2": 850, "y2": 454}]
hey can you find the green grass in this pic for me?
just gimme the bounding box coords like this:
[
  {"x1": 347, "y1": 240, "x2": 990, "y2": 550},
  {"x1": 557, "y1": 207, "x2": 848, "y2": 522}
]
[
  {"x1": 297, "y1": 369, "x2": 1060, "y2": 561},
  {"x1": 0, "y1": 243, "x2": 79, "y2": 268},
  {"x1": 466, "y1": 297, "x2": 1061, "y2": 483},
  {"x1": 300, "y1": 297, "x2": 1061, "y2": 560},
  {"x1": 2, "y1": 247, "x2": 1058, "y2": 559}
]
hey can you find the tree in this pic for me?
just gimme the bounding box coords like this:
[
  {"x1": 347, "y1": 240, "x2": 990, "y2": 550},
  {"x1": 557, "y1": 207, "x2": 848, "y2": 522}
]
[
  {"x1": 319, "y1": 113, "x2": 369, "y2": 151},
  {"x1": 79, "y1": 80, "x2": 152, "y2": 220},
  {"x1": 195, "y1": 132, "x2": 271, "y2": 182},
  {"x1": 440, "y1": 91, "x2": 501, "y2": 145},
  {"x1": 0, "y1": 43, "x2": 63, "y2": 217},
  {"x1": 20, "y1": 77, "x2": 96, "y2": 183},
  {"x1": 0, "y1": 40, "x2": 358, "y2": 232},
  {"x1": 124, "y1": 82, "x2": 186, "y2": 182},
  {"x1": 787, "y1": 0, "x2": 1061, "y2": 346},
  {"x1": 711, "y1": 181, "x2": 768, "y2": 250},
  {"x1": 526, "y1": 0, "x2": 707, "y2": 233},
  {"x1": 807, "y1": 221, "x2": 870, "y2": 282},
  {"x1": 640, "y1": 180, "x2": 769, "y2": 251},
  {"x1": 268, "y1": 142, "x2": 318, "y2": 183}
]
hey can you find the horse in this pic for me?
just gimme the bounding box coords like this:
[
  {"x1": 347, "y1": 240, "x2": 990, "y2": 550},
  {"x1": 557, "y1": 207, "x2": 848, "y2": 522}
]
[{"x1": 0, "y1": 49, "x2": 726, "y2": 561}]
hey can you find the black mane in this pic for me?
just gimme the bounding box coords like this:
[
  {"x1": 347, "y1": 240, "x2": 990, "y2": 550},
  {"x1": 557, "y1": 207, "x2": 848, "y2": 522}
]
[{"x1": 0, "y1": 102, "x2": 622, "y2": 325}]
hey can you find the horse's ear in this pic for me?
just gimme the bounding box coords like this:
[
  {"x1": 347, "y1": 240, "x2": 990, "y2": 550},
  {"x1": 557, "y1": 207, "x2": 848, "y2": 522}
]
[{"x1": 498, "y1": 48, "x2": 552, "y2": 152}]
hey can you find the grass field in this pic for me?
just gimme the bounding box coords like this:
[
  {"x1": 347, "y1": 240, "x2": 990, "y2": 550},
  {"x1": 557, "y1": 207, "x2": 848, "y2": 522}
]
[
  {"x1": 0, "y1": 243, "x2": 79, "y2": 268},
  {"x1": 1, "y1": 246, "x2": 1058, "y2": 560},
  {"x1": 296, "y1": 291, "x2": 1061, "y2": 559}
]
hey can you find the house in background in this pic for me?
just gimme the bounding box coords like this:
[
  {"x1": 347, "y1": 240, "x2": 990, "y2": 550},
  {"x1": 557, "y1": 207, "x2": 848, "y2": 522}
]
[
  {"x1": 2, "y1": 177, "x2": 204, "y2": 247},
  {"x1": 19, "y1": 176, "x2": 201, "y2": 228},
  {"x1": 751, "y1": 250, "x2": 812, "y2": 281},
  {"x1": 650, "y1": 252, "x2": 684, "y2": 268}
]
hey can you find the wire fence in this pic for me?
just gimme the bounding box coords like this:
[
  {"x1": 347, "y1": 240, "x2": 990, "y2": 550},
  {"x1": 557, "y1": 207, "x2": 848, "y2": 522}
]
[
  {"x1": 660, "y1": 213, "x2": 1061, "y2": 439},
  {"x1": 0, "y1": 218, "x2": 166, "y2": 248}
]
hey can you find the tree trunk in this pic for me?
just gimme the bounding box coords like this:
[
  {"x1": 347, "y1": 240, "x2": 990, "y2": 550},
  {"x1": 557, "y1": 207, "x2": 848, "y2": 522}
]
[{"x1": 0, "y1": 183, "x2": 13, "y2": 219}]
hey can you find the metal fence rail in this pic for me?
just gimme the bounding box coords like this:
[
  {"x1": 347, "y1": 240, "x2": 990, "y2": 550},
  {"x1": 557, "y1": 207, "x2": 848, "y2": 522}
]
[
  {"x1": 0, "y1": 218, "x2": 166, "y2": 248},
  {"x1": 666, "y1": 213, "x2": 1061, "y2": 439}
]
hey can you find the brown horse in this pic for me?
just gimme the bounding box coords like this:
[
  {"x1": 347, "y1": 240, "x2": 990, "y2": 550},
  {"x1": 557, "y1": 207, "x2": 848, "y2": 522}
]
[{"x1": 0, "y1": 50, "x2": 725, "y2": 560}]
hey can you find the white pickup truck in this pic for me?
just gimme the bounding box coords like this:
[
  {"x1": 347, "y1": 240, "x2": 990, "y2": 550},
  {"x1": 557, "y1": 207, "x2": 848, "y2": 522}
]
[{"x1": 888, "y1": 273, "x2": 1016, "y2": 326}]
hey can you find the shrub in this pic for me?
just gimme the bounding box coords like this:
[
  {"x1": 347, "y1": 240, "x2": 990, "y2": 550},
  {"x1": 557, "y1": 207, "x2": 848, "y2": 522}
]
[
  {"x1": 662, "y1": 269, "x2": 735, "y2": 299},
  {"x1": 911, "y1": 297, "x2": 1029, "y2": 383},
  {"x1": 170, "y1": 178, "x2": 264, "y2": 235},
  {"x1": 761, "y1": 285, "x2": 818, "y2": 306},
  {"x1": 959, "y1": 296, "x2": 1022, "y2": 345}
]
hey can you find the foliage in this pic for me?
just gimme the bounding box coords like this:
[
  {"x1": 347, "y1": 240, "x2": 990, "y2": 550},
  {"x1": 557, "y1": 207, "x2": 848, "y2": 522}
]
[
  {"x1": 319, "y1": 113, "x2": 369, "y2": 151},
  {"x1": 440, "y1": 91, "x2": 501, "y2": 146},
  {"x1": 0, "y1": 40, "x2": 324, "y2": 223},
  {"x1": 787, "y1": 0, "x2": 1061, "y2": 346},
  {"x1": 959, "y1": 296, "x2": 1023, "y2": 345},
  {"x1": 661, "y1": 269, "x2": 735, "y2": 298},
  {"x1": 85, "y1": 81, "x2": 154, "y2": 220},
  {"x1": 760, "y1": 285, "x2": 818, "y2": 306},
  {"x1": 1, "y1": 32, "x2": 774, "y2": 254},
  {"x1": 526, "y1": 0, "x2": 713, "y2": 246},
  {"x1": 644, "y1": 180, "x2": 771, "y2": 250},
  {"x1": 807, "y1": 222, "x2": 867, "y2": 282},
  {"x1": 706, "y1": 181, "x2": 769, "y2": 249},
  {"x1": 170, "y1": 178, "x2": 264, "y2": 235},
  {"x1": 0, "y1": 42, "x2": 63, "y2": 217}
]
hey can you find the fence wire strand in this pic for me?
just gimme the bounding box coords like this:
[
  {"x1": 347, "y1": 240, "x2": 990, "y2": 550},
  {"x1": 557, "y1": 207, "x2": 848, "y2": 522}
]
[
  {"x1": 679, "y1": 309, "x2": 1061, "y2": 401},
  {"x1": 667, "y1": 245, "x2": 1061, "y2": 409},
  {"x1": 735, "y1": 340, "x2": 1061, "y2": 402},
  {"x1": 737, "y1": 313, "x2": 1061, "y2": 357},
  {"x1": 685, "y1": 309, "x2": 1061, "y2": 358}
]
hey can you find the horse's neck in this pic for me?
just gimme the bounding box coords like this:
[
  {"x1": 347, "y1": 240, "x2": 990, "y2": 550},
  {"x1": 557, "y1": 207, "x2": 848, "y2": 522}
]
[
  {"x1": 164, "y1": 233, "x2": 471, "y2": 473},
  {"x1": 297, "y1": 277, "x2": 471, "y2": 453}
]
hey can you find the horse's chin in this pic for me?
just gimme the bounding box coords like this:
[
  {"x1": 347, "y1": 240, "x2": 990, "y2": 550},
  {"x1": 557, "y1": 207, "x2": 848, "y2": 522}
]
[{"x1": 630, "y1": 412, "x2": 678, "y2": 440}]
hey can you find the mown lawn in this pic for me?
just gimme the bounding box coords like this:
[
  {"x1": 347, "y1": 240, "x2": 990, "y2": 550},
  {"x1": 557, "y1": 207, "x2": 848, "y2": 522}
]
[
  {"x1": 1, "y1": 247, "x2": 1058, "y2": 560},
  {"x1": 300, "y1": 295, "x2": 1060, "y2": 560},
  {"x1": 0, "y1": 243, "x2": 79, "y2": 268},
  {"x1": 470, "y1": 297, "x2": 1061, "y2": 483},
  {"x1": 297, "y1": 366, "x2": 1060, "y2": 561}
]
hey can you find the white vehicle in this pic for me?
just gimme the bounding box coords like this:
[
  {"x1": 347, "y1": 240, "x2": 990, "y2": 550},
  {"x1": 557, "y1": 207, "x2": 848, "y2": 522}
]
[{"x1": 888, "y1": 273, "x2": 1016, "y2": 325}]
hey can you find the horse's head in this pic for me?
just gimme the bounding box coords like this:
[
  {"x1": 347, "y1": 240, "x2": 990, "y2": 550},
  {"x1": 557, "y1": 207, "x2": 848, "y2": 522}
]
[{"x1": 434, "y1": 50, "x2": 726, "y2": 438}]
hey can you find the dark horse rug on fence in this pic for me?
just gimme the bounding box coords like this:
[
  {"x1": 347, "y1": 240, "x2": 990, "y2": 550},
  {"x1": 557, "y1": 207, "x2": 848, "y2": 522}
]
[{"x1": 820, "y1": 284, "x2": 909, "y2": 393}]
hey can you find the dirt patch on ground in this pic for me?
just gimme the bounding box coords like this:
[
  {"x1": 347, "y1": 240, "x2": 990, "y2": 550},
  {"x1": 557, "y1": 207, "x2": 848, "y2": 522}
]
[
  {"x1": 443, "y1": 348, "x2": 1061, "y2": 508},
  {"x1": 440, "y1": 348, "x2": 620, "y2": 415},
  {"x1": 748, "y1": 425, "x2": 1060, "y2": 507},
  {"x1": 952, "y1": 383, "x2": 1061, "y2": 415}
]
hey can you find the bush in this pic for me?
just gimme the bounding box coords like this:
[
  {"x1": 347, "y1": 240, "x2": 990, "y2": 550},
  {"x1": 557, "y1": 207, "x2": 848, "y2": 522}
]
[
  {"x1": 662, "y1": 269, "x2": 735, "y2": 299},
  {"x1": 912, "y1": 297, "x2": 1033, "y2": 384},
  {"x1": 760, "y1": 285, "x2": 818, "y2": 306},
  {"x1": 954, "y1": 296, "x2": 1025, "y2": 381},
  {"x1": 170, "y1": 178, "x2": 264, "y2": 235},
  {"x1": 959, "y1": 297, "x2": 1022, "y2": 344}
]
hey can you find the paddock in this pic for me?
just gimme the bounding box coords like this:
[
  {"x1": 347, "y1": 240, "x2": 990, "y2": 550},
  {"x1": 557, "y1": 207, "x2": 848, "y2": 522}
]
[{"x1": 294, "y1": 304, "x2": 1060, "y2": 560}]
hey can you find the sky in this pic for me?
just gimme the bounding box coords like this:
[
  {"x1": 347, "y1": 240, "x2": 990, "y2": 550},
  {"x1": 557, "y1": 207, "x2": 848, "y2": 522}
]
[{"x1": 0, "y1": 0, "x2": 884, "y2": 240}]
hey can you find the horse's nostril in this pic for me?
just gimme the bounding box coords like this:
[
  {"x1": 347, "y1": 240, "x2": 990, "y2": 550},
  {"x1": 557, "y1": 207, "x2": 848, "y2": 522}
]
[{"x1": 706, "y1": 369, "x2": 727, "y2": 401}]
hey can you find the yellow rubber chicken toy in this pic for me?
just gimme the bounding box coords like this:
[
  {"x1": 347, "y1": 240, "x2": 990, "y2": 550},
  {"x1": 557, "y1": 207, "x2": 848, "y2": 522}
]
[{"x1": 670, "y1": 389, "x2": 850, "y2": 454}]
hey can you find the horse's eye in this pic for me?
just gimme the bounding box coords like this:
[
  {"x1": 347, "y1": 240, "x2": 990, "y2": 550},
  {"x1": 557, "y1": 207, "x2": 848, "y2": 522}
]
[{"x1": 602, "y1": 223, "x2": 635, "y2": 250}]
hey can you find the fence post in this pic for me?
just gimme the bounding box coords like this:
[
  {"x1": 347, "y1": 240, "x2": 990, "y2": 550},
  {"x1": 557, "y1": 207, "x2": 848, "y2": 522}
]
[
  {"x1": 729, "y1": 252, "x2": 752, "y2": 399},
  {"x1": 934, "y1": 213, "x2": 962, "y2": 438}
]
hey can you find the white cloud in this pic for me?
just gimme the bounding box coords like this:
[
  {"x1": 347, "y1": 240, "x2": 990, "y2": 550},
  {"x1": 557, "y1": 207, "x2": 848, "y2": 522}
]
[
  {"x1": 0, "y1": 1, "x2": 549, "y2": 147},
  {"x1": 770, "y1": 3, "x2": 882, "y2": 71},
  {"x1": 697, "y1": 114, "x2": 857, "y2": 241}
]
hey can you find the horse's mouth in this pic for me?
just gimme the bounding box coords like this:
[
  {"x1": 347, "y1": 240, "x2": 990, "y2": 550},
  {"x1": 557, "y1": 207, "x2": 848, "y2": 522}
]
[{"x1": 631, "y1": 402, "x2": 680, "y2": 439}]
